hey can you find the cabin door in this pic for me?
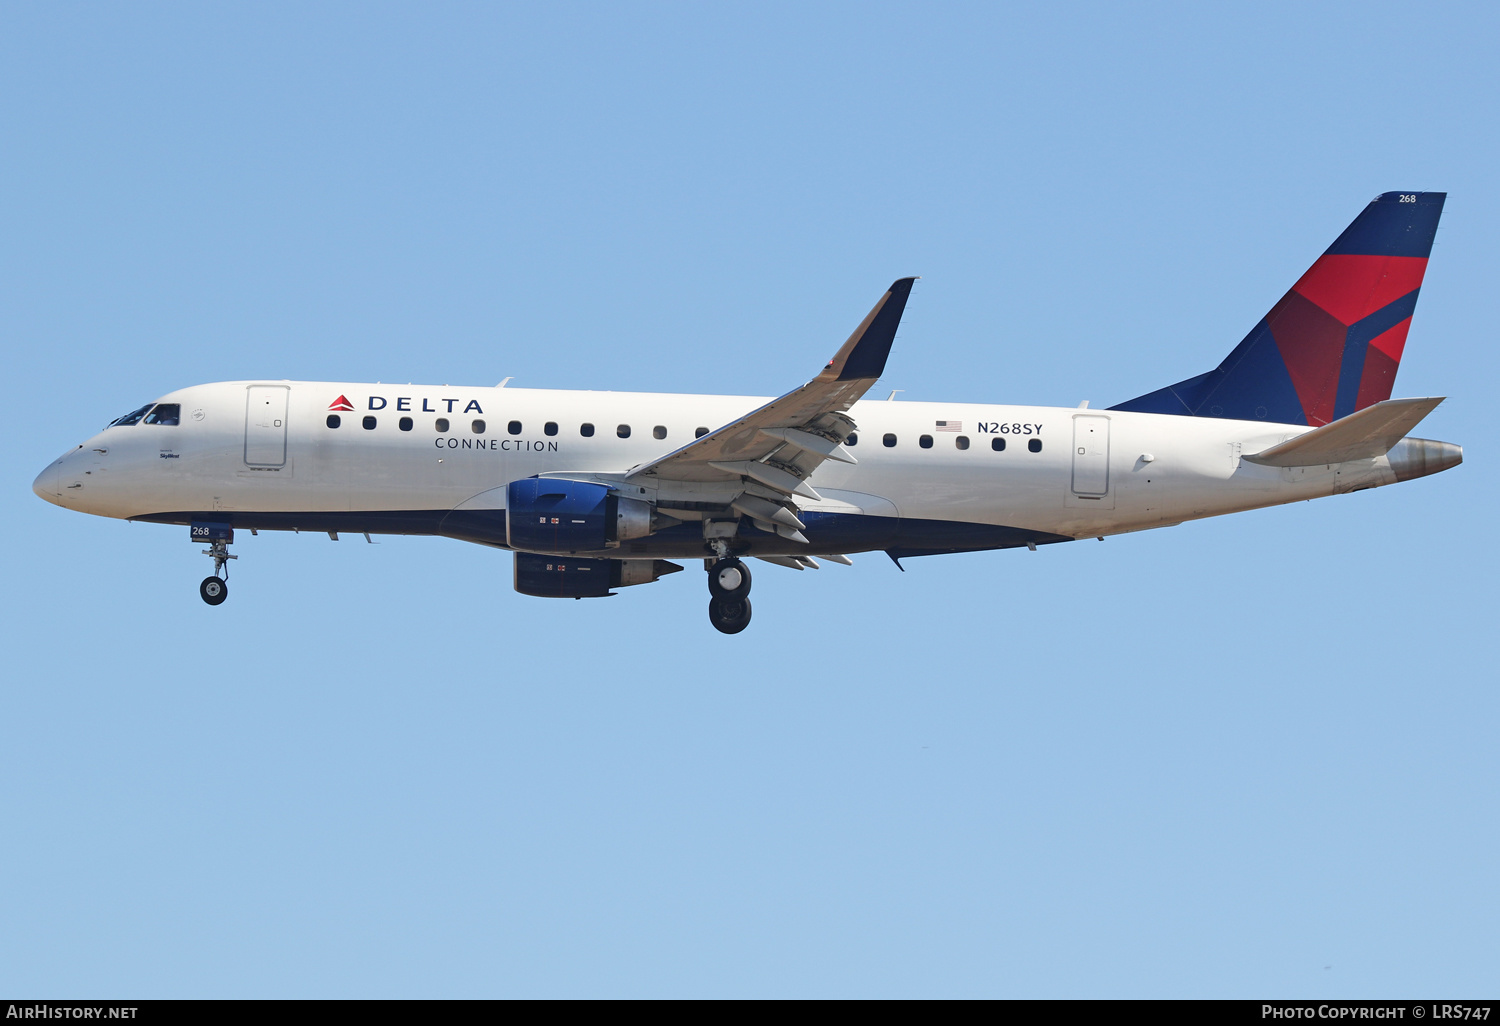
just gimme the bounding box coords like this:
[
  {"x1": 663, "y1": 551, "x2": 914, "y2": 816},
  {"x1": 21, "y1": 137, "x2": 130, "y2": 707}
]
[
  {"x1": 1071, "y1": 415, "x2": 1110, "y2": 496},
  {"x1": 245, "y1": 386, "x2": 289, "y2": 467}
]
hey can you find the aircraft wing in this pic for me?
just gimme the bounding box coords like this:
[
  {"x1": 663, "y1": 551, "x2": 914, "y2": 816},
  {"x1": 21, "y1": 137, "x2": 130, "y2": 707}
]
[{"x1": 624, "y1": 278, "x2": 918, "y2": 511}]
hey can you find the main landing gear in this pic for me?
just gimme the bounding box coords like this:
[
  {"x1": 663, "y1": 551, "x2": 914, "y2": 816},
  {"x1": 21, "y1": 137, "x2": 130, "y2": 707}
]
[{"x1": 707, "y1": 556, "x2": 752, "y2": 635}]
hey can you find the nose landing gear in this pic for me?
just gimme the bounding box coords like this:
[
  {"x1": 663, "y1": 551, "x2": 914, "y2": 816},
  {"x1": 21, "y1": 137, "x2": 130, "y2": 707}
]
[
  {"x1": 706, "y1": 555, "x2": 752, "y2": 635},
  {"x1": 192, "y1": 522, "x2": 236, "y2": 606},
  {"x1": 199, "y1": 575, "x2": 228, "y2": 605}
]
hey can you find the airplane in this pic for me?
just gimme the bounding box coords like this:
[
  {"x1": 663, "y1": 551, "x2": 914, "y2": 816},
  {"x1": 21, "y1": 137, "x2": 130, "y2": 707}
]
[{"x1": 33, "y1": 191, "x2": 1461, "y2": 634}]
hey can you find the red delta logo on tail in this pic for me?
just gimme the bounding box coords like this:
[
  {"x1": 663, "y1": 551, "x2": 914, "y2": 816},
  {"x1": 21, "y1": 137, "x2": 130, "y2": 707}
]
[
  {"x1": 328, "y1": 395, "x2": 355, "y2": 411},
  {"x1": 1111, "y1": 192, "x2": 1446, "y2": 427},
  {"x1": 1277, "y1": 245, "x2": 1430, "y2": 424}
]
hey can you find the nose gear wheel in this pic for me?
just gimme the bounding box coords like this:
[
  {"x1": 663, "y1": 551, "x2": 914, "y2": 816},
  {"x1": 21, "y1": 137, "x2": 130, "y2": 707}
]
[
  {"x1": 198, "y1": 534, "x2": 237, "y2": 605},
  {"x1": 200, "y1": 577, "x2": 228, "y2": 605}
]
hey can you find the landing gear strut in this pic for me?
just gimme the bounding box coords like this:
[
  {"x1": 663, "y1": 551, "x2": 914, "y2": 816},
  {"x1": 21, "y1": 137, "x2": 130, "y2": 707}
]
[
  {"x1": 197, "y1": 528, "x2": 236, "y2": 606},
  {"x1": 706, "y1": 556, "x2": 752, "y2": 634}
]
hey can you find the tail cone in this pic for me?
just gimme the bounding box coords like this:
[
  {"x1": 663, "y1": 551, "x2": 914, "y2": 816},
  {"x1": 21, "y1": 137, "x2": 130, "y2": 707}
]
[{"x1": 1387, "y1": 437, "x2": 1463, "y2": 481}]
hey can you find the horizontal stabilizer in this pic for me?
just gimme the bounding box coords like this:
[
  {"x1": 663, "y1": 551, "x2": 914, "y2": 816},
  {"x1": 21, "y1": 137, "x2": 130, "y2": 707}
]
[{"x1": 1243, "y1": 396, "x2": 1444, "y2": 467}]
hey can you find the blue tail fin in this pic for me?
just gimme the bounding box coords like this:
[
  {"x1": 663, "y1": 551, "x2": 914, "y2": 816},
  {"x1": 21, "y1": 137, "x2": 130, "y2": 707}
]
[{"x1": 1110, "y1": 192, "x2": 1445, "y2": 426}]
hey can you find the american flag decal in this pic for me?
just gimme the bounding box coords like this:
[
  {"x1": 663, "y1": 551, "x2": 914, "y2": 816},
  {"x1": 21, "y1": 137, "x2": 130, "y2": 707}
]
[{"x1": 935, "y1": 420, "x2": 962, "y2": 432}]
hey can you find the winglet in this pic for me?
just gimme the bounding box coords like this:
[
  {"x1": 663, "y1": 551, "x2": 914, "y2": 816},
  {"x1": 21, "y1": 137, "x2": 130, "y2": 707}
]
[{"x1": 819, "y1": 277, "x2": 918, "y2": 383}]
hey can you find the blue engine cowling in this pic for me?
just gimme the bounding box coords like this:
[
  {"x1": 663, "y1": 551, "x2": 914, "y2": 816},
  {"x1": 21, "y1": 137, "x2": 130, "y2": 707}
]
[
  {"x1": 507, "y1": 478, "x2": 610, "y2": 552},
  {"x1": 506, "y1": 478, "x2": 658, "y2": 554},
  {"x1": 514, "y1": 552, "x2": 683, "y2": 598}
]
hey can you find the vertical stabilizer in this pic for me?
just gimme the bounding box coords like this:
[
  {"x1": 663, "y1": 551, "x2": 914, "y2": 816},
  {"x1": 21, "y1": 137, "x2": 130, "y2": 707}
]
[{"x1": 1111, "y1": 192, "x2": 1445, "y2": 426}]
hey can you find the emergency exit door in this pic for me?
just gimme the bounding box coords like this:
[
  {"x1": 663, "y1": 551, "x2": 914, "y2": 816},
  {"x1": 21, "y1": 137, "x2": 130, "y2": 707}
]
[
  {"x1": 245, "y1": 386, "x2": 289, "y2": 466},
  {"x1": 1071, "y1": 415, "x2": 1110, "y2": 496}
]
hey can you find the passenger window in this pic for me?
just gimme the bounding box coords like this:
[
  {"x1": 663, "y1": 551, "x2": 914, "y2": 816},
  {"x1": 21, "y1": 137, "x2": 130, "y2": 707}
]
[
  {"x1": 955, "y1": 436, "x2": 969, "y2": 450},
  {"x1": 326, "y1": 414, "x2": 341, "y2": 429},
  {"x1": 108, "y1": 403, "x2": 155, "y2": 428},
  {"x1": 472, "y1": 419, "x2": 486, "y2": 434},
  {"x1": 399, "y1": 417, "x2": 413, "y2": 432},
  {"x1": 653, "y1": 425, "x2": 667, "y2": 440},
  {"x1": 363, "y1": 416, "x2": 377, "y2": 430},
  {"x1": 580, "y1": 423, "x2": 595, "y2": 437},
  {"x1": 143, "y1": 404, "x2": 180, "y2": 426},
  {"x1": 435, "y1": 418, "x2": 449, "y2": 433},
  {"x1": 882, "y1": 433, "x2": 897, "y2": 447},
  {"x1": 846, "y1": 433, "x2": 858, "y2": 446},
  {"x1": 544, "y1": 422, "x2": 558, "y2": 436},
  {"x1": 508, "y1": 420, "x2": 522, "y2": 435},
  {"x1": 992, "y1": 437, "x2": 1006, "y2": 452},
  {"x1": 919, "y1": 434, "x2": 933, "y2": 448},
  {"x1": 1029, "y1": 438, "x2": 1042, "y2": 453},
  {"x1": 695, "y1": 426, "x2": 709, "y2": 438},
  {"x1": 617, "y1": 424, "x2": 631, "y2": 438}
]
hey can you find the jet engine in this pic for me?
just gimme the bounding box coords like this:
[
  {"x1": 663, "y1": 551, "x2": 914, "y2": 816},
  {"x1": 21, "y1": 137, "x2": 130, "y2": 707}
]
[
  {"x1": 505, "y1": 478, "x2": 669, "y2": 554},
  {"x1": 513, "y1": 552, "x2": 683, "y2": 598}
]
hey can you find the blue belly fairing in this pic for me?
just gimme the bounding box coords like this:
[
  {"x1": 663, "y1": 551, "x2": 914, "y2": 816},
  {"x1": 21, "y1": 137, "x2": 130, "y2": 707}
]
[{"x1": 131, "y1": 507, "x2": 1073, "y2": 560}]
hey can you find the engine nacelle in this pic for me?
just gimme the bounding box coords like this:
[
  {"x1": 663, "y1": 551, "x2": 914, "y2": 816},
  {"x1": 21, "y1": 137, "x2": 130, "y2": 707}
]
[
  {"x1": 506, "y1": 478, "x2": 660, "y2": 553},
  {"x1": 613, "y1": 493, "x2": 654, "y2": 541},
  {"x1": 513, "y1": 552, "x2": 683, "y2": 598}
]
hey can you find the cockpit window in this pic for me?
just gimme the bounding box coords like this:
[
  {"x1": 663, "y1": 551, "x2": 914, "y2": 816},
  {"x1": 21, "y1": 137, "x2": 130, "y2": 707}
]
[
  {"x1": 108, "y1": 403, "x2": 155, "y2": 428},
  {"x1": 143, "y1": 404, "x2": 180, "y2": 426}
]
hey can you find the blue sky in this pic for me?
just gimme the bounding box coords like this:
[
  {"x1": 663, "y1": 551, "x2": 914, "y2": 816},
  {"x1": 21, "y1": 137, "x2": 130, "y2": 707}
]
[{"x1": 2, "y1": 1, "x2": 1495, "y2": 997}]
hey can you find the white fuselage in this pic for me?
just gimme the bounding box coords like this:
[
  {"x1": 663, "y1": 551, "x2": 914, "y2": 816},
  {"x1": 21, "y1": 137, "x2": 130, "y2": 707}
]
[{"x1": 33, "y1": 379, "x2": 1439, "y2": 562}]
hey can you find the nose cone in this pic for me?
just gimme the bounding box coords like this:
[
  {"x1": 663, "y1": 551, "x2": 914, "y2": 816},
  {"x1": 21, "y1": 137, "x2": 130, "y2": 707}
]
[
  {"x1": 1387, "y1": 437, "x2": 1464, "y2": 482},
  {"x1": 32, "y1": 459, "x2": 62, "y2": 505}
]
